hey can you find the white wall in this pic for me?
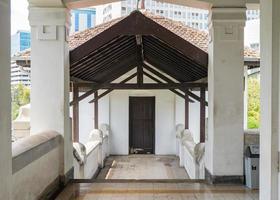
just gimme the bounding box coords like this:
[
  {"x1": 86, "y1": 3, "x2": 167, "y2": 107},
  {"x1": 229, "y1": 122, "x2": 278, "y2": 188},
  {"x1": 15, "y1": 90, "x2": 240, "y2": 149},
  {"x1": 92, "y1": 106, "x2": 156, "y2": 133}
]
[
  {"x1": 75, "y1": 88, "x2": 208, "y2": 153},
  {"x1": 175, "y1": 91, "x2": 208, "y2": 144},
  {"x1": 109, "y1": 89, "x2": 176, "y2": 155},
  {"x1": 110, "y1": 90, "x2": 129, "y2": 155},
  {"x1": 78, "y1": 93, "x2": 94, "y2": 144},
  {"x1": 70, "y1": 92, "x2": 110, "y2": 145}
]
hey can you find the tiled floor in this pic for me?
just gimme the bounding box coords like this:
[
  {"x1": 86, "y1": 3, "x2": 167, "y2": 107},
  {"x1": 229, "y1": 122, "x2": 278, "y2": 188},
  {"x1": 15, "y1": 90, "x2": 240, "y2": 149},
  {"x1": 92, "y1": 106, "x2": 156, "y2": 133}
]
[
  {"x1": 56, "y1": 182, "x2": 259, "y2": 200},
  {"x1": 96, "y1": 155, "x2": 189, "y2": 180}
]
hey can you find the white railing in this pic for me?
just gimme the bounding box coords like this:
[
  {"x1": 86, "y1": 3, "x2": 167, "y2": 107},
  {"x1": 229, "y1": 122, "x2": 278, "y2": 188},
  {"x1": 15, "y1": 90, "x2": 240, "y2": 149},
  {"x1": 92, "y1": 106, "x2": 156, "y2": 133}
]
[
  {"x1": 176, "y1": 125, "x2": 205, "y2": 179},
  {"x1": 73, "y1": 124, "x2": 110, "y2": 179}
]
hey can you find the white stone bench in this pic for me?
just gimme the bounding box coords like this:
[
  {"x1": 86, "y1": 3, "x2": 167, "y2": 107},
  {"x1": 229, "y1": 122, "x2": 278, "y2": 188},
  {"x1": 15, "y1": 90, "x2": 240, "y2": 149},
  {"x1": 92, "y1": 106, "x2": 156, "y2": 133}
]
[{"x1": 177, "y1": 128, "x2": 205, "y2": 179}]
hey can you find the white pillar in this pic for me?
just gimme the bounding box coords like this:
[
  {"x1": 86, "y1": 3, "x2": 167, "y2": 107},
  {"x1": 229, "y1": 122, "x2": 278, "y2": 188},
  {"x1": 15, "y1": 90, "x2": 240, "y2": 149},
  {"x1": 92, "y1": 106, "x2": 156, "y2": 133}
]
[
  {"x1": 260, "y1": 0, "x2": 280, "y2": 199},
  {"x1": 29, "y1": 7, "x2": 73, "y2": 179},
  {"x1": 244, "y1": 65, "x2": 248, "y2": 130},
  {"x1": 0, "y1": 0, "x2": 12, "y2": 198},
  {"x1": 205, "y1": 7, "x2": 246, "y2": 183}
]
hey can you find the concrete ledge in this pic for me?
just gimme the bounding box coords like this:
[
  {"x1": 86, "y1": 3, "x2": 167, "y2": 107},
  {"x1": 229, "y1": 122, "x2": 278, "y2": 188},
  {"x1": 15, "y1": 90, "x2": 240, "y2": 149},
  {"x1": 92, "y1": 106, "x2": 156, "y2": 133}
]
[
  {"x1": 12, "y1": 131, "x2": 61, "y2": 174},
  {"x1": 205, "y1": 168, "x2": 244, "y2": 184}
]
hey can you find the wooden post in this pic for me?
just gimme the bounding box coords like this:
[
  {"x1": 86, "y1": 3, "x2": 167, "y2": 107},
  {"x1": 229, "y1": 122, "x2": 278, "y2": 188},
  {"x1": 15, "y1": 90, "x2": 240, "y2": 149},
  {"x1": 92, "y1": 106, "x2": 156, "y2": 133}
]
[
  {"x1": 137, "y1": 65, "x2": 143, "y2": 85},
  {"x1": 200, "y1": 87, "x2": 206, "y2": 143},
  {"x1": 94, "y1": 91, "x2": 99, "y2": 129},
  {"x1": 185, "y1": 89, "x2": 189, "y2": 129},
  {"x1": 72, "y1": 83, "x2": 79, "y2": 142}
]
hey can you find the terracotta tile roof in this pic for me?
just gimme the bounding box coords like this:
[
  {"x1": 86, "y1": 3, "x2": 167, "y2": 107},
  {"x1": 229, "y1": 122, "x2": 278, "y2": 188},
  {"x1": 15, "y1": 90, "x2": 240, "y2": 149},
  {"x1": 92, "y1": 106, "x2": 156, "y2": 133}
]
[
  {"x1": 13, "y1": 11, "x2": 260, "y2": 60},
  {"x1": 12, "y1": 48, "x2": 31, "y2": 60},
  {"x1": 69, "y1": 17, "x2": 124, "y2": 50},
  {"x1": 69, "y1": 11, "x2": 209, "y2": 52},
  {"x1": 244, "y1": 47, "x2": 260, "y2": 59}
]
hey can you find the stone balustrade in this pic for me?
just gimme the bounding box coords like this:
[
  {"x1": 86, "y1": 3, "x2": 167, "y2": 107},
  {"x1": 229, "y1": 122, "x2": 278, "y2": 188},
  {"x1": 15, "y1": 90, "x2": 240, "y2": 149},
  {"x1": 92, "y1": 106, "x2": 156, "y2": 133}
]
[
  {"x1": 73, "y1": 124, "x2": 110, "y2": 179},
  {"x1": 12, "y1": 131, "x2": 63, "y2": 200},
  {"x1": 12, "y1": 104, "x2": 31, "y2": 141},
  {"x1": 176, "y1": 125, "x2": 205, "y2": 179}
]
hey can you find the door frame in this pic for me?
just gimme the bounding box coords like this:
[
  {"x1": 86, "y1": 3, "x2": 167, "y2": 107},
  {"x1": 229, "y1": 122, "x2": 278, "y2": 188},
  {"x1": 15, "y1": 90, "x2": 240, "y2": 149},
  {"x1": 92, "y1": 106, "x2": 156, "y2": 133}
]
[{"x1": 129, "y1": 96, "x2": 156, "y2": 154}]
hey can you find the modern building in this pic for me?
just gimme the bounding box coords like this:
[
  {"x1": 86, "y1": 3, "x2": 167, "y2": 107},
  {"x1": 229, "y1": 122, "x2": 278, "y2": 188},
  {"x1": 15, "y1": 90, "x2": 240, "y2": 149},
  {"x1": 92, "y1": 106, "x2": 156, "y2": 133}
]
[
  {"x1": 247, "y1": 9, "x2": 260, "y2": 20},
  {"x1": 95, "y1": 0, "x2": 209, "y2": 31},
  {"x1": 11, "y1": 30, "x2": 31, "y2": 56},
  {"x1": 10, "y1": 9, "x2": 96, "y2": 57},
  {"x1": 70, "y1": 8, "x2": 96, "y2": 34},
  {"x1": 10, "y1": 61, "x2": 31, "y2": 87},
  {"x1": 245, "y1": 19, "x2": 260, "y2": 51},
  {"x1": 96, "y1": 0, "x2": 260, "y2": 32},
  {"x1": 11, "y1": 49, "x2": 31, "y2": 87}
]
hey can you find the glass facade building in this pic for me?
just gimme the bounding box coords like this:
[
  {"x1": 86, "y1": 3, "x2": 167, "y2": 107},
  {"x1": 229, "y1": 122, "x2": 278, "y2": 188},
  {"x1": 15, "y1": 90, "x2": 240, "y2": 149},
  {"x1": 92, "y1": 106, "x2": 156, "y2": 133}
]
[
  {"x1": 70, "y1": 8, "x2": 96, "y2": 34},
  {"x1": 11, "y1": 30, "x2": 31, "y2": 56}
]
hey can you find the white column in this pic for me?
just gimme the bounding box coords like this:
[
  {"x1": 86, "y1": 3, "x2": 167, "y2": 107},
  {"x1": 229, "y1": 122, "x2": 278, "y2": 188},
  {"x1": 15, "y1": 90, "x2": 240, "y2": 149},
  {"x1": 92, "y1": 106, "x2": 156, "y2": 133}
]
[
  {"x1": 244, "y1": 65, "x2": 248, "y2": 130},
  {"x1": 260, "y1": 0, "x2": 280, "y2": 199},
  {"x1": 0, "y1": 0, "x2": 12, "y2": 199},
  {"x1": 205, "y1": 7, "x2": 246, "y2": 181},
  {"x1": 29, "y1": 7, "x2": 73, "y2": 178}
]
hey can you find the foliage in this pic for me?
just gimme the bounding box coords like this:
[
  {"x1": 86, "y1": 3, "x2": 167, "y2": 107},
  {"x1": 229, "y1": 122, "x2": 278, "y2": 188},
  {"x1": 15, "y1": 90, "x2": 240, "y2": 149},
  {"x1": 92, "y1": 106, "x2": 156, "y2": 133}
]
[
  {"x1": 247, "y1": 77, "x2": 260, "y2": 129},
  {"x1": 11, "y1": 84, "x2": 30, "y2": 120}
]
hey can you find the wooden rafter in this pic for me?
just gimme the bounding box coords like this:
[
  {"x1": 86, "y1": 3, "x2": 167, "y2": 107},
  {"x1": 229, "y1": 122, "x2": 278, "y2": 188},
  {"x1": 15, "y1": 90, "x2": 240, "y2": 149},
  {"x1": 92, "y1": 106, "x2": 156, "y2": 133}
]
[
  {"x1": 88, "y1": 73, "x2": 138, "y2": 104},
  {"x1": 76, "y1": 82, "x2": 207, "y2": 90},
  {"x1": 70, "y1": 11, "x2": 208, "y2": 68},
  {"x1": 143, "y1": 64, "x2": 208, "y2": 106},
  {"x1": 143, "y1": 71, "x2": 194, "y2": 102}
]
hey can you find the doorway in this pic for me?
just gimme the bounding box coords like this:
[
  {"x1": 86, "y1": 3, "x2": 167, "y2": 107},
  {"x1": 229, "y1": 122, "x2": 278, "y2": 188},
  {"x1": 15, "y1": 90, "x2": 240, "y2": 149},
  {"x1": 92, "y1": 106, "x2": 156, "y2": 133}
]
[{"x1": 129, "y1": 97, "x2": 155, "y2": 154}]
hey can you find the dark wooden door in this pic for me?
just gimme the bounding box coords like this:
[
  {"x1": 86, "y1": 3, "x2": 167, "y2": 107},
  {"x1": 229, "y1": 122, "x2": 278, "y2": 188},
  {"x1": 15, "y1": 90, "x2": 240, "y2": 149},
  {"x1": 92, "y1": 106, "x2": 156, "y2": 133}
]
[{"x1": 129, "y1": 97, "x2": 155, "y2": 154}]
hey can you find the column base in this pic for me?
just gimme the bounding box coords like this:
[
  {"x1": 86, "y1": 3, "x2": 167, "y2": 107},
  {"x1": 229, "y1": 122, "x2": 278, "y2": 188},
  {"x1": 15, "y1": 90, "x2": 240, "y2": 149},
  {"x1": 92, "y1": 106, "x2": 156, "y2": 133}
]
[
  {"x1": 205, "y1": 168, "x2": 244, "y2": 184},
  {"x1": 60, "y1": 167, "x2": 74, "y2": 185}
]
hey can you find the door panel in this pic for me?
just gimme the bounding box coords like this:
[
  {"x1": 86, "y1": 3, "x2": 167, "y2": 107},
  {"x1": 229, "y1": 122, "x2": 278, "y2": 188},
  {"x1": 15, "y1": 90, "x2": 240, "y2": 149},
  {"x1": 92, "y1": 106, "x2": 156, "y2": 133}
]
[{"x1": 129, "y1": 97, "x2": 155, "y2": 154}]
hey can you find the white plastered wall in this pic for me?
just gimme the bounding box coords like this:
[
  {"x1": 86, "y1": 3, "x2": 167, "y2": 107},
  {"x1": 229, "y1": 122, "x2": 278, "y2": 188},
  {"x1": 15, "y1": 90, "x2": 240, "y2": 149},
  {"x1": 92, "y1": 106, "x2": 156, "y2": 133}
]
[
  {"x1": 175, "y1": 91, "x2": 208, "y2": 143},
  {"x1": 109, "y1": 89, "x2": 176, "y2": 155},
  {"x1": 75, "y1": 73, "x2": 177, "y2": 155},
  {"x1": 70, "y1": 92, "x2": 110, "y2": 145},
  {"x1": 74, "y1": 71, "x2": 208, "y2": 155}
]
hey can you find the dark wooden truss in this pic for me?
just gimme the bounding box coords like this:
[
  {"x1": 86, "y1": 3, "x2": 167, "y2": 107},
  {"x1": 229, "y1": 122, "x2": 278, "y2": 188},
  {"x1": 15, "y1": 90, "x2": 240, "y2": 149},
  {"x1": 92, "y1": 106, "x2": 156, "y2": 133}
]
[{"x1": 69, "y1": 11, "x2": 208, "y2": 144}]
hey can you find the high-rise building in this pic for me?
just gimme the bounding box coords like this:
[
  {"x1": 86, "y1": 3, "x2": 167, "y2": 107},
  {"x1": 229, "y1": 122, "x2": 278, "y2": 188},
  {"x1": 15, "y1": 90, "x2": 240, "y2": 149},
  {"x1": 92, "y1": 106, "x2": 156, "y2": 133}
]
[
  {"x1": 10, "y1": 61, "x2": 31, "y2": 87},
  {"x1": 70, "y1": 8, "x2": 96, "y2": 34},
  {"x1": 246, "y1": 9, "x2": 260, "y2": 21},
  {"x1": 11, "y1": 30, "x2": 31, "y2": 56},
  {"x1": 96, "y1": 0, "x2": 209, "y2": 31},
  {"x1": 10, "y1": 9, "x2": 96, "y2": 57},
  {"x1": 96, "y1": 1, "x2": 260, "y2": 32}
]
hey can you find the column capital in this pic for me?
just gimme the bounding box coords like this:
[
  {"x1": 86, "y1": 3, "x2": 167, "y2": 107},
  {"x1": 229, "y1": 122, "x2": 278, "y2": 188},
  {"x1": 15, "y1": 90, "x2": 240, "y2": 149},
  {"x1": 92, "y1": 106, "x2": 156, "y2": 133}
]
[
  {"x1": 29, "y1": 7, "x2": 70, "y2": 41},
  {"x1": 29, "y1": 7, "x2": 70, "y2": 27},
  {"x1": 208, "y1": 7, "x2": 246, "y2": 42},
  {"x1": 209, "y1": 7, "x2": 246, "y2": 23}
]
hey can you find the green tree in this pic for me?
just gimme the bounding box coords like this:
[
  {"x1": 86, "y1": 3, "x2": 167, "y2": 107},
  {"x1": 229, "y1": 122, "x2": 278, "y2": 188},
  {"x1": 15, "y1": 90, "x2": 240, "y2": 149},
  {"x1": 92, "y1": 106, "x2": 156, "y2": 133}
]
[
  {"x1": 247, "y1": 77, "x2": 260, "y2": 129},
  {"x1": 11, "y1": 84, "x2": 30, "y2": 120}
]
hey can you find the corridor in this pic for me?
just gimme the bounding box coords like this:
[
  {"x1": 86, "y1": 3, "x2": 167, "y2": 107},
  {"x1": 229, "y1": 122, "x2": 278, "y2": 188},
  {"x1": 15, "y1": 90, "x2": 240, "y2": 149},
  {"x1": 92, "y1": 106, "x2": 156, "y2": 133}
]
[{"x1": 96, "y1": 155, "x2": 189, "y2": 180}]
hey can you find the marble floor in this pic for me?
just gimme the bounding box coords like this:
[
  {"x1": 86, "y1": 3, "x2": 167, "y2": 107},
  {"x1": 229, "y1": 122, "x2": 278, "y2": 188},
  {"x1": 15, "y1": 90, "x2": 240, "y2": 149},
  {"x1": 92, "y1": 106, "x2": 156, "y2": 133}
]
[
  {"x1": 56, "y1": 182, "x2": 259, "y2": 200},
  {"x1": 96, "y1": 155, "x2": 189, "y2": 180}
]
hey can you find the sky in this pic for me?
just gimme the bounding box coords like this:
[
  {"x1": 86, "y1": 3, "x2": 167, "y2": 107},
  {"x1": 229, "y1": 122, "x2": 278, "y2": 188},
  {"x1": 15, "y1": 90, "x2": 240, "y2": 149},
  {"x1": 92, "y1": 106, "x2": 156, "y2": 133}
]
[{"x1": 11, "y1": 0, "x2": 30, "y2": 35}]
